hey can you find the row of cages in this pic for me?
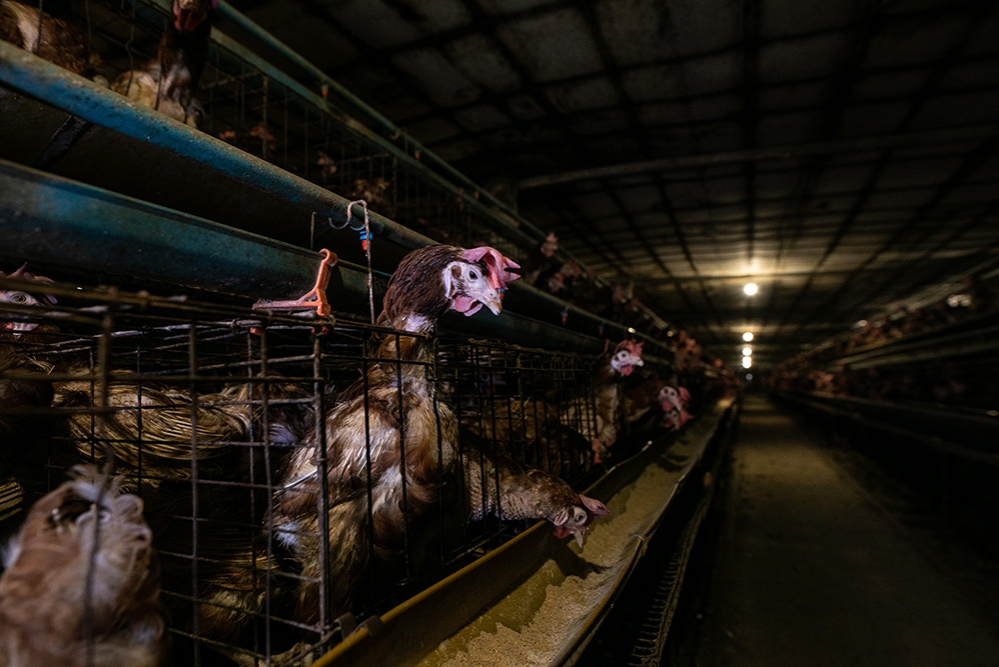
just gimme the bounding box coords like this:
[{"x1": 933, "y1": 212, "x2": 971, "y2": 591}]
[
  {"x1": 0, "y1": 283, "x2": 684, "y2": 664},
  {"x1": 8, "y1": 0, "x2": 525, "y2": 259}
]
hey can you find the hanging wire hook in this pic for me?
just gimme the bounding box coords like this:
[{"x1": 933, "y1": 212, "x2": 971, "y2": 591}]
[{"x1": 345, "y1": 199, "x2": 376, "y2": 325}]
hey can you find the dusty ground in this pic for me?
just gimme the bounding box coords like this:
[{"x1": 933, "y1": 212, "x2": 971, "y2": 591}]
[{"x1": 690, "y1": 393, "x2": 999, "y2": 667}]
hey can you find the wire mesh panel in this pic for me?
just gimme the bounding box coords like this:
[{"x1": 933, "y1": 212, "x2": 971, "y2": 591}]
[
  {"x1": 0, "y1": 281, "x2": 634, "y2": 664},
  {"x1": 442, "y1": 339, "x2": 600, "y2": 484},
  {"x1": 13, "y1": 0, "x2": 523, "y2": 259}
]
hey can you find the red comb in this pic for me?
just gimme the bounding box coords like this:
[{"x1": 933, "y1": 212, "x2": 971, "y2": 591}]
[{"x1": 463, "y1": 247, "x2": 521, "y2": 291}]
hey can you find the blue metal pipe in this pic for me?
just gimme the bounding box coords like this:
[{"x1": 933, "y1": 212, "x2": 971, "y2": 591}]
[
  {"x1": 0, "y1": 159, "x2": 616, "y2": 354},
  {"x1": 0, "y1": 40, "x2": 432, "y2": 252},
  {"x1": 0, "y1": 41, "x2": 673, "y2": 357}
]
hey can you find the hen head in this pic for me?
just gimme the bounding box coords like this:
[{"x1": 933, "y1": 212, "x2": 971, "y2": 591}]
[
  {"x1": 610, "y1": 339, "x2": 644, "y2": 377},
  {"x1": 551, "y1": 493, "x2": 609, "y2": 547},
  {"x1": 173, "y1": 0, "x2": 216, "y2": 32},
  {"x1": 0, "y1": 466, "x2": 159, "y2": 634},
  {"x1": 540, "y1": 232, "x2": 559, "y2": 257},
  {"x1": 380, "y1": 245, "x2": 520, "y2": 329},
  {"x1": 0, "y1": 263, "x2": 56, "y2": 333},
  {"x1": 659, "y1": 385, "x2": 681, "y2": 412}
]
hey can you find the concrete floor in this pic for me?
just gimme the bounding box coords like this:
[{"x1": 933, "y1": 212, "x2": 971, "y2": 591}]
[{"x1": 693, "y1": 393, "x2": 999, "y2": 667}]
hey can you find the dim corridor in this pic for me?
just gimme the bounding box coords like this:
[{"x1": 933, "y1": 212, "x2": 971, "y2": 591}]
[{"x1": 691, "y1": 393, "x2": 999, "y2": 667}]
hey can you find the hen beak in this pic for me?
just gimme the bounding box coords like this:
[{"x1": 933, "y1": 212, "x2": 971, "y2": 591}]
[
  {"x1": 551, "y1": 524, "x2": 586, "y2": 548},
  {"x1": 473, "y1": 285, "x2": 503, "y2": 316},
  {"x1": 482, "y1": 293, "x2": 503, "y2": 316}
]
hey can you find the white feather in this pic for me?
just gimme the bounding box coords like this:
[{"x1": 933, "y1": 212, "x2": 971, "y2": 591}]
[{"x1": 4, "y1": 1, "x2": 41, "y2": 52}]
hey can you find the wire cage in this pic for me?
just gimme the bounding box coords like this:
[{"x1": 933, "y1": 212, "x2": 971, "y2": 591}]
[
  {"x1": 34, "y1": 0, "x2": 527, "y2": 259},
  {"x1": 1, "y1": 0, "x2": 681, "y2": 345},
  {"x1": 0, "y1": 278, "x2": 634, "y2": 664},
  {"x1": 0, "y1": 3, "x2": 728, "y2": 664}
]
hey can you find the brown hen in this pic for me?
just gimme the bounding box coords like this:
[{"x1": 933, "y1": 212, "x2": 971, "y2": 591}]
[
  {"x1": 462, "y1": 442, "x2": 608, "y2": 548},
  {"x1": 0, "y1": 465, "x2": 166, "y2": 667},
  {"x1": 111, "y1": 0, "x2": 214, "y2": 127},
  {"x1": 275, "y1": 245, "x2": 518, "y2": 620},
  {"x1": 197, "y1": 245, "x2": 519, "y2": 640},
  {"x1": 563, "y1": 339, "x2": 644, "y2": 462},
  {"x1": 0, "y1": 0, "x2": 101, "y2": 79}
]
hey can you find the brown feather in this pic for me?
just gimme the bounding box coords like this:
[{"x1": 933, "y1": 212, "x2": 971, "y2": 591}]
[
  {"x1": 461, "y1": 443, "x2": 607, "y2": 547},
  {"x1": 55, "y1": 379, "x2": 251, "y2": 484},
  {"x1": 0, "y1": 465, "x2": 166, "y2": 666},
  {"x1": 0, "y1": 0, "x2": 97, "y2": 78},
  {"x1": 274, "y1": 244, "x2": 508, "y2": 624}
]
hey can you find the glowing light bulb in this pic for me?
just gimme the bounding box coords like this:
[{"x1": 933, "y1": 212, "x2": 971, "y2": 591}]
[
  {"x1": 744, "y1": 282, "x2": 758, "y2": 296},
  {"x1": 742, "y1": 356, "x2": 752, "y2": 368},
  {"x1": 742, "y1": 332, "x2": 754, "y2": 342},
  {"x1": 742, "y1": 347, "x2": 752, "y2": 356}
]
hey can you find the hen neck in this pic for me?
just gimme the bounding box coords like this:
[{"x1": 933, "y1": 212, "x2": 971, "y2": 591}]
[
  {"x1": 388, "y1": 312, "x2": 435, "y2": 335},
  {"x1": 160, "y1": 18, "x2": 210, "y2": 89},
  {"x1": 593, "y1": 361, "x2": 618, "y2": 386},
  {"x1": 374, "y1": 310, "x2": 438, "y2": 366}
]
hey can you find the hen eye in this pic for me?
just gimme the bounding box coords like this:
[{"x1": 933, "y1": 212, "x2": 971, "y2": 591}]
[
  {"x1": 469, "y1": 270, "x2": 478, "y2": 280},
  {"x1": 12, "y1": 294, "x2": 27, "y2": 304}
]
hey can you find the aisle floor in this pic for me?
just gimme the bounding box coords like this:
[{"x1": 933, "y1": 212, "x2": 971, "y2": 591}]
[{"x1": 693, "y1": 393, "x2": 999, "y2": 667}]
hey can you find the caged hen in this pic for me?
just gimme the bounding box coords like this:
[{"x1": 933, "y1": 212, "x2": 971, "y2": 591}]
[
  {"x1": 0, "y1": 264, "x2": 58, "y2": 531},
  {"x1": 564, "y1": 339, "x2": 644, "y2": 463},
  {"x1": 0, "y1": 465, "x2": 166, "y2": 667},
  {"x1": 621, "y1": 375, "x2": 671, "y2": 443},
  {"x1": 0, "y1": 263, "x2": 58, "y2": 338},
  {"x1": 461, "y1": 437, "x2": 608, "y2": 548},
  {"x1": 54, "y1": 378, "x2": 253, "y2": 487},
  {"x1": 661, "y1": 385, "x2": 693, "y2": 431},
  {"x1": 0, "y1": 264, "x2": 56, "y2": 441},
  {"x1": 0, "y1": 0, "x2": 103, "y2": 80},
  {"x1": 622, "y1": 376, "x2": 665, "y2": 425},
  {"x1": 111, "y1": 0, "x2": 215, "y2": 127},
  {"x1": 275, "y1": 244, "x2": 519, "y2": 620},
  {"x1": 462, "y1": 394, "x2": 592, "y2": 479},
  {"x1": 198, "y1": 244, "x2": 520, "y2": 638}
]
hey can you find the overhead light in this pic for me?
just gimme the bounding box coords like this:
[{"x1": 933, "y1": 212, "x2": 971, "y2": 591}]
[
  {"x1": 742, "y1": 332, "x2": 754, "y2": 342},
  {"x1": 742, "y1": 356, "x2": 752, "y2": 368},
  {"x1": 743, "y1": 282, "x2": 758, "y2": 296},
  {"x1": 742, "y1": 347, "x2": 752, "y2": 356},
  {"x1": 627, "y1": 327, "x2": 636, "y2": 333}
]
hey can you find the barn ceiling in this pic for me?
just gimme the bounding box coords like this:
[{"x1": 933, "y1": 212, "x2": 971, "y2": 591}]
[{"x1": 232, "y1": 0, "x2": 999, "y2": 368}]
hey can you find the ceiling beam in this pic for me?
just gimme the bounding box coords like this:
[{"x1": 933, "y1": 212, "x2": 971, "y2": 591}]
[
  {"x1": 761, "y1": 3, "x2": 882, "y2": 332},
  {"x1": 639, "y1": 263, "x2": 983, "y2": 287},
  {"x1": 517, "y1": 124, "x2": 999, "y2": 189},
  {"x1": 741, "y1": 0, "x2": 761, "y2": 265},
  {"x1": 600, "y1": 183, "x2": 709, "y2": 329},
  {"x1": 788, "y1": 4, "x2": 997, "y2": 339},
  {"x1": 826, "y1": 138, "x2": 999, "y2": 322}
]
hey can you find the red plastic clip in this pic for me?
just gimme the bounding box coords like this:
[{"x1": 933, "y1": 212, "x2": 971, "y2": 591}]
[{"x1": 253, "y1": 249, "x2": 338, "y2": 317}]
